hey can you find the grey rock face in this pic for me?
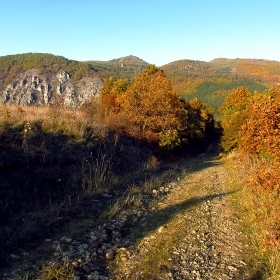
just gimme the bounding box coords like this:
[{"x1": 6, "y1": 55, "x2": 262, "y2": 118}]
[{"x1": 0, "y1": 69, "x2": 103, "y2": 107}]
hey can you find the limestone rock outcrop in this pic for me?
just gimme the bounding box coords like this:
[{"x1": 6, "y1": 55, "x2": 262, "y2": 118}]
[{"x1": 0, "y1": 69, "x2": 103, "y2": 107}]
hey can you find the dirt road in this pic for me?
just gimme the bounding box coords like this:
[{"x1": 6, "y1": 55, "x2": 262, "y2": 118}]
[{"x1": 110, "y1": 152, "x2": 251, "y2": 279}]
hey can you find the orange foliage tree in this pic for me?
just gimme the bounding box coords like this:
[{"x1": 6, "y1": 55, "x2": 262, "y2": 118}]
[
  {"x1": 100, "y1": 65, "x2": 188, "y2": 149},
  {"x1": 219, "y1": 87, "x2": 252, "y2": 151},
  {"x1": 237, "y1": 88, "x2": 280, "y2": 162},
  {"x1": 220, "y1": 85, "x2": 280, "y2": 257},
  {"x1": 117, "y1": 65, "x2": 187, "y2": 147},
  {"x1": 184, "y1": 98, "x2": 216, "y2": 143},
  {"x1": 99, "y1": 76, "x2": 129, "y2": 113}
]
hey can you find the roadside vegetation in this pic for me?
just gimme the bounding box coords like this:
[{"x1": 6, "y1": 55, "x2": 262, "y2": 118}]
[
  {"x1": 180, "y1": 79, "x2": 267, "y2": 117},
  {"x1": 220, "y1": 85, "x2": 280, "y2": 278},
  {"x1": 99, "y1": 65, "x2": 218, "y2": 151}
]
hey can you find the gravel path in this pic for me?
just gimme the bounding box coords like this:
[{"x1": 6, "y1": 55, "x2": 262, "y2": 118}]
[
  {"x1": 110, "y1": 152, "x2": 250, "y2": 279},
  {"x1": 2, "y1": 150, "x2": 252, "y2": 280}
]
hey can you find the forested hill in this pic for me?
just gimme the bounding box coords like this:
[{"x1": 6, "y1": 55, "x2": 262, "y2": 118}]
[
  {"x1": 0, "y1": 53, "x2": 149, "y2": 107},
  {"x1": 161, "y1": 57, "x2": 280, "y2": 114},
  {"x1": 0, "y1": 53, "x2": 149, "y2": 90},
  {"x1": 1, "y1": 53, "x2": 280, "y2": 110},
  {"x1": 162, "y1": 57, "x2": 280, "y2": 86}
]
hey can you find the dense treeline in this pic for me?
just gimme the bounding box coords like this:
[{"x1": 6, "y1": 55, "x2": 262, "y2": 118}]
[
  {"x1": 220, "y1": 85, "x2": 280, "y2": 193},
  {"x1": 220, "y1": 86, "x2": 280, "y2": 274},
  {"x1": 220, "y1": 86, "x2": 280, "y2": 157}
]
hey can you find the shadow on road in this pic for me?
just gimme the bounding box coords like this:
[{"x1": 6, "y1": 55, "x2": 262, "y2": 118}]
[{"x1": 128, "y1": 190, "x2": 237, "y2": 242}]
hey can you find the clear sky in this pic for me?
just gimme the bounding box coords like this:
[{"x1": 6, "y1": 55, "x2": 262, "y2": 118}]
[{"x1": 0, "y1": 0, "x2": 280, "y2": 66}]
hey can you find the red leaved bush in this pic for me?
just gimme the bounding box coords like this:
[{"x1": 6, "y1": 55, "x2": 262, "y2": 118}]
[{"x1": 248, "y1": 163, "x2": 280, "y2": 193}]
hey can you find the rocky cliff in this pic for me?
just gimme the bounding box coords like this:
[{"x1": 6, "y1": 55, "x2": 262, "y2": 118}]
[{"x1": 0, "y1": 69, "x2": 103, "y2": 107}]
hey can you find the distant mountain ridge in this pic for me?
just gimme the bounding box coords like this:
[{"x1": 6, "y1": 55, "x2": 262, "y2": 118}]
[
  {"x1": 161, "y1": 57, "x2": 280, "y2": 84},
  {"x1": 0, "y1": 53, "x2": 279, "y2": 108},
  {"x1": 86, "y1": 55, "x2": 149, "y2": 81}
]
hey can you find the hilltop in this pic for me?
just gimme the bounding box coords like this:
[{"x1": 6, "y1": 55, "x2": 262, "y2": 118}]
[{"x1": 87, "y1": 55, "x2": 149, "y2": 79}]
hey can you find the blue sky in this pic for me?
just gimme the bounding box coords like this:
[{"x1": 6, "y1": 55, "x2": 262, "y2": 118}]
[{"x1": 0, "y1": 0, "x2": 279, "y2": 66}]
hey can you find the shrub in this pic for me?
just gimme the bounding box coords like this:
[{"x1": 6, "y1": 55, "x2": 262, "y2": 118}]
[
  {"x1": 159, "y1": 129, "x2": 181, "y2": 151},
  {"x1": 184, "y1": 98, "x2": 216, "y2": 144}
]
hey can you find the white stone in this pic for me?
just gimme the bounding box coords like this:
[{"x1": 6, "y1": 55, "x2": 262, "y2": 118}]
[
  {"x1": 10, "y1": 254, "x2": 20, "y2": 259},
  {"x1": 158, "y1": 226, "x2": 165, "y2": 233}
]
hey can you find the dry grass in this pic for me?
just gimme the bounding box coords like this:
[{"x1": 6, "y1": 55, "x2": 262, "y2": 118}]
[
  {"x1": 81, "y1": 149, "x2": 113, "y2": 195},
  {"x1": 40, "y1": 261, "x2": 74, "y2": 280},
  {"x1": 224, "y1": 151, "x2": 280, "y2": 278},
  {"x1": 0, "y1": 104, "x2": 106, "y2": 139},
  {"x1": 0, "y1": 105, "x2": 110, "y2": 273}
]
